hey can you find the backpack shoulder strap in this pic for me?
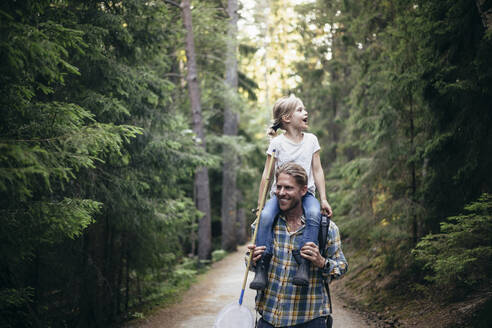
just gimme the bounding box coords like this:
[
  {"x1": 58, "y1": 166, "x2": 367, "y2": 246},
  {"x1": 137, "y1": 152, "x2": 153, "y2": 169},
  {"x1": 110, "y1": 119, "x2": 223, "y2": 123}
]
[
  {"x1": 318, "y1": 215, "x2": 330, "y2": 256},
  {"x1": 318, "y1": 215, "x2": 333, "y2": 314}
]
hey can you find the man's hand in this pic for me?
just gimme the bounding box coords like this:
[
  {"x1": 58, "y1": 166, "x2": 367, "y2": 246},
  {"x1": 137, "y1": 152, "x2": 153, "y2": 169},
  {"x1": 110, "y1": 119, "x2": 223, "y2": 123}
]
[
  {"x1": 320, "y1": 199, "x2": 333, "y2": 217},
  {"x1": 247, "y1": 244, "x2": 266, "y2": 265},
  {"x1": 300, "y1": 242, "x2": 325, "y2": 268}
]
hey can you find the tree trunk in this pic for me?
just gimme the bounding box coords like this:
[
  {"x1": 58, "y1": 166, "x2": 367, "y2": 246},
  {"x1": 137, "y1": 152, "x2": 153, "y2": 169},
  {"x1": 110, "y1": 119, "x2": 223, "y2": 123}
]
[
  {"x1": 221, "y1": 0, "x2": 239, "y2": 252},
  {"x1": 181, "y1": 0, "x2": 212, "y2": 260},
  {"x1": 236, "y1": 190, "x2": 248, "y2": 244},
  {"x1": 410, "y1": 96, "x2": 418, "y2": 245},
  {"x1": 116, "y1": 248, "x2": 123, "y2": 315},
  {"x1": 125, "y1": 242, "x2": 130, "y2": 313}
]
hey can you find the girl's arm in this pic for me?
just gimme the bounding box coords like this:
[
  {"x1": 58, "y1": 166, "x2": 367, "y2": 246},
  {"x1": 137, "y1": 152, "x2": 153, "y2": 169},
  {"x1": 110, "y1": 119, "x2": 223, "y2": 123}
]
[
  {"x1": 312, "y1": 151, "x2": 333, "y2": 217},
  {"x1": 257, "y1": 154, "x2": 276, "y2": 209}
]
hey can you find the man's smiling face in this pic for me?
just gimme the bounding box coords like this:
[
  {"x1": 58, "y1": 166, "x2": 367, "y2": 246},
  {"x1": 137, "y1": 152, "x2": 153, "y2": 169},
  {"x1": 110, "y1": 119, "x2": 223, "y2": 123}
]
[{"x1": 275, "y1": 172, "x2": 308, "y2": 213}]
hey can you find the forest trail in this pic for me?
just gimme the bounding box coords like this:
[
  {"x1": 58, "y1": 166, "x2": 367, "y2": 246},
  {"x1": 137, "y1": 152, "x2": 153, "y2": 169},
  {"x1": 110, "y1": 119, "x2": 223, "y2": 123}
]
[{"x1": 128, "y1": 245, "x2": 373, "y2": 328}]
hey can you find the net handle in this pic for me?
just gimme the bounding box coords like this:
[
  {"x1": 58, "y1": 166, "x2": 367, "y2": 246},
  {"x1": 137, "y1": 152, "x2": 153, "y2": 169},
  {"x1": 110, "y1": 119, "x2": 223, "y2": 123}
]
[{"x1": 239, "y1": 150, "x2": 276, "y2": 305}]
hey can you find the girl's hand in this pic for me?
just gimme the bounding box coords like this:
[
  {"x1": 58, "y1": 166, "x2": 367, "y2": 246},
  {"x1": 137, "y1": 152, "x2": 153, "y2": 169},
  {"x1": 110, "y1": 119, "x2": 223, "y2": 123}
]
[{"x1": 321, "y1": 199, "x2": 333, "y2": 217}]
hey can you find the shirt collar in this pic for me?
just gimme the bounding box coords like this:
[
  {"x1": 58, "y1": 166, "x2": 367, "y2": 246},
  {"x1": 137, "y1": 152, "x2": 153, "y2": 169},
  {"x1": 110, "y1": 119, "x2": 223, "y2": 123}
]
[{"x1": 278, "y1": 214, "x2": 305, "y2": 234}]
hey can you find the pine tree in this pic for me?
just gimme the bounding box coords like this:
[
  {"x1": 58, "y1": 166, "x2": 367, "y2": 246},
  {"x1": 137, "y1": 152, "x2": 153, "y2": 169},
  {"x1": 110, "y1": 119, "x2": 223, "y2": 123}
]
[
  {"x1": 221, "y1": 0, "x2": 240, "y2": 252},
  {"x1": 0, "y1": 0, "x2": 212, "y2": 325},
  {"x1": 181, "y1": 0, "x2": 213, "y2": 260}
]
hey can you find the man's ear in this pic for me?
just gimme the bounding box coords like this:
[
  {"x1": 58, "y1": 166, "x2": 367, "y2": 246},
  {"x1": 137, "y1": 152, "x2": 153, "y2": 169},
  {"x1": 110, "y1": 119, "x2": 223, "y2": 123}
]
[{"x1": 301, "y1": 185, "x2": 308, "y2": 197}]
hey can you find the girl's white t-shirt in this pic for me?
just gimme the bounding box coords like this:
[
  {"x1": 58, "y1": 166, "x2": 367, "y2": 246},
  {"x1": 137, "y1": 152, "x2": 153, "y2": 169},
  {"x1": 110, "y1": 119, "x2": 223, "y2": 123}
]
[{"x1": 266, "y1": 132, "x2": 320, "y2": 196}]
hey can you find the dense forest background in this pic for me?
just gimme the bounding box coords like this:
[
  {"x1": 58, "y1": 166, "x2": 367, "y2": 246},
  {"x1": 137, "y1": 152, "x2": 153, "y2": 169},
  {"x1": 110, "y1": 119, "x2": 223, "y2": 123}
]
[{"x1": 1, "y1": 0, "x2": 491, "y2": 327}]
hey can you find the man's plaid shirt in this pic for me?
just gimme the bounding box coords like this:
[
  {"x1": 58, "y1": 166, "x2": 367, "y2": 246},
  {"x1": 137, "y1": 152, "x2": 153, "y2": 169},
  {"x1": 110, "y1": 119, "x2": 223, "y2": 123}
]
[{"x1": 252, "y1": 215, "x2": 348, "y2": 327}]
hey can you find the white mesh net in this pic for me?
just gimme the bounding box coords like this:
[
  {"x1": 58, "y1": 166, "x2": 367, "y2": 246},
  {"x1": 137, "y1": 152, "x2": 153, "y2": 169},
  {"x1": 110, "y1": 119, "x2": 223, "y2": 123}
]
[{"x1": 213, "y1": 303, "x2": 254, "y2": 328}]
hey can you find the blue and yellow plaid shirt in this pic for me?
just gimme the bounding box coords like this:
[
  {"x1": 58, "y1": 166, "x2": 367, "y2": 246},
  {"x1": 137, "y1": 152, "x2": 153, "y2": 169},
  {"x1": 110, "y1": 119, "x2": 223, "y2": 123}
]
[{"x1": 252, "y1": 215, "x2": 348, "y2": 327}]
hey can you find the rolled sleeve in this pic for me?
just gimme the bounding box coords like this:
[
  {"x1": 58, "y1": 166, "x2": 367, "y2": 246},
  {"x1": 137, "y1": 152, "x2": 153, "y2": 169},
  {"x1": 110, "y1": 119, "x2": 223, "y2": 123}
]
[{"x1": 322, "y1": 221, "x2": 348, "y2": 279}]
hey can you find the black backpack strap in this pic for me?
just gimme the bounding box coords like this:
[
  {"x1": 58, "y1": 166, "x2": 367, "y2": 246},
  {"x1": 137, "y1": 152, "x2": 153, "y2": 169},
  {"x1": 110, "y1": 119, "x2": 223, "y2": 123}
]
[
  {"x1": 318, "y1": 215, "x2": 329, "y2": 252},
  {"x1": 318, "y1": 215, "x2": 333, "y2": 315},
  {"x1": 324, "y1": 273, "x2": 333, "y2": 315}
]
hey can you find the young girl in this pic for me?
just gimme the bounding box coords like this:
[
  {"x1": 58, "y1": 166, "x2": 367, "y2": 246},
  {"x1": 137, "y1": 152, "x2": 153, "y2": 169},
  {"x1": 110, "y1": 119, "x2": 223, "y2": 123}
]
[{"x1": 250, "y1": 95, "x2": 332, "y2": 290}]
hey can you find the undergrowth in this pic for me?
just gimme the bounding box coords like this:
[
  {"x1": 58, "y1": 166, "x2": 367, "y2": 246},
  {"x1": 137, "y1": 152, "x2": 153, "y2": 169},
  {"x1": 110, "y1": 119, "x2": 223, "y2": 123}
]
[{"x1": 125, "y1": 252, "x2": 228, "y2": 323}]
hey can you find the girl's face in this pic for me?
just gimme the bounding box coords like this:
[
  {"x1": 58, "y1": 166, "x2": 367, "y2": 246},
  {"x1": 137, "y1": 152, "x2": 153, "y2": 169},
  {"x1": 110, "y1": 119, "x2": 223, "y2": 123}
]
[{"x1": 284, "y1": 103, "x2": 309, "y2": 131}]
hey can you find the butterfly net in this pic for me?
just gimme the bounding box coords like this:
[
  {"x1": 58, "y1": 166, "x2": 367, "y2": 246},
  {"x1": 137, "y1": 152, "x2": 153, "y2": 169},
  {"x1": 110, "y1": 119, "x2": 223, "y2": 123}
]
[{"x1": 213, "y1": 303, "x2": 254, "y2": 328}]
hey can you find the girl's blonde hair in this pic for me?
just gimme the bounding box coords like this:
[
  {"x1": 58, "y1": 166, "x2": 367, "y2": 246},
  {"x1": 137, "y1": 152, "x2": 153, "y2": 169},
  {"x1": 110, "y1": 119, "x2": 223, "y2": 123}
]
[{"x1": 267, "y1": 94, "x2": 304, "y2": 137}]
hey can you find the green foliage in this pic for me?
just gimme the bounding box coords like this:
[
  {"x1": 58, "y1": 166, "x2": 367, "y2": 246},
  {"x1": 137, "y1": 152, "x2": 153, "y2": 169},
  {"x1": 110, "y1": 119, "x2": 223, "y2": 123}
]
[
  {"x1": 3, "y1": 0, "x2": 489, "y2": 325},
  {"x1": 212, "y1": 249, "x2": 228, "y2": 262},
  {"x1": 0, "y1": 0, "x2": 227, "y2": 326},
  {"x1": 293, "y1": 0, "x2": 492, "y2": 302},
  {"x1": 128, "y1": 261, "x2": 199, "y2": 313},
  {"x1": 415, "y1": 0, "x2": 492, "y2": 232},
  {"x1": 413, "y1": 194, "x2": 492, "y2": 296}
]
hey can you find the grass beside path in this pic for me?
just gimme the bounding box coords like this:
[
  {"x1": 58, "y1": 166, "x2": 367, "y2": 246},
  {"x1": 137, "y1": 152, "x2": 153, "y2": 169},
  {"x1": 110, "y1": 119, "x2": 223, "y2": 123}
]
[{"x1": 123, "y1": 249, "x2": 229, "y2": 325}]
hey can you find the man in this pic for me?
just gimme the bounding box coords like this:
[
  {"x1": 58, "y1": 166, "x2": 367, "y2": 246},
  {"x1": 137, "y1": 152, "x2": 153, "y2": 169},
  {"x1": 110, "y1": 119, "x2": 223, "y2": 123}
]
[{"x1": 248, "y1": 162, "x2": 348, "y2": 328}]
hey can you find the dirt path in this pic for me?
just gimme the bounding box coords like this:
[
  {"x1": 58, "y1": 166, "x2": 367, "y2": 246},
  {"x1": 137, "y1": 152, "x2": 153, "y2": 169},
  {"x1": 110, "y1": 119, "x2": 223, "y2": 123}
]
[{"x1": 128, "y1": 246, "x2": 373, "y2": 328}]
